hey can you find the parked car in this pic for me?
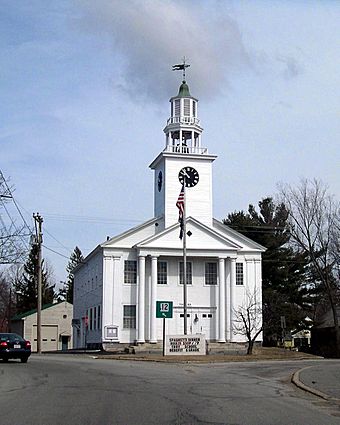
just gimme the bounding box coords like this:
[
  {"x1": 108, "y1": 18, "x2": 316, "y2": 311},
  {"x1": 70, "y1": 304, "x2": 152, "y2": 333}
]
[{"x1": 0, "y1": 333, "x2": 31, "y2": 363}]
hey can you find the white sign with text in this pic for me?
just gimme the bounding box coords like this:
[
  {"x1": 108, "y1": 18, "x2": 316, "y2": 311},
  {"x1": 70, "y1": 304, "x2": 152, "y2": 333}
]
[{"x1": 165, "y1": 334, "x2": 206, "y2": 355}]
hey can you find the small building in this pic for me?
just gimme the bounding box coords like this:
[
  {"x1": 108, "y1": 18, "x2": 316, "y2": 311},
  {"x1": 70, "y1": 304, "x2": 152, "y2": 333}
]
[
  {"x1": 11, "y1": 302, "x2": 73, "y2": 352},
  {"x1": 72, "y1": 75, "x2": 265, "y2": 350},
  {"x1": 311, "y1": 307, "x2": 340, "y2": 358}
]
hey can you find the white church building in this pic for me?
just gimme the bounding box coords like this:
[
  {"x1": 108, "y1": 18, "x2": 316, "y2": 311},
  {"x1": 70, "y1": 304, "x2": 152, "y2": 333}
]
[{"x1": 72, "y1": 76, "x2": 265, "y2": 349}]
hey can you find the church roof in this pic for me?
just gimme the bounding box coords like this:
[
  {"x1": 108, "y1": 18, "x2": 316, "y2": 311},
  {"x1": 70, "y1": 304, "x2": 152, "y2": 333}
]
[
  {"x1": 73, "y1": 215, "x2": 264, "y2": 274},
  {"x1": 98, "y1": 215, "x2": 265, "y2": 254},
  {"x1": 177, "y1": 80, "x2": 191, "y2": 97},
  {"x1": 169, "y1": 80, "x2": 197, "y2": 102}
]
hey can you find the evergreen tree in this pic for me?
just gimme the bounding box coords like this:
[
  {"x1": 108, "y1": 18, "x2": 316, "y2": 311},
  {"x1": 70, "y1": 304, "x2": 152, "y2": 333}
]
[
  {"x1": 224, "y1": 198, "x2": 310, "y2": 345},
  {"x1": 15, "y1": 244, "x2": 55, "y2": 314},
  {"x1": 59, "y1": 246, "x2": 83, "y2": 304}
]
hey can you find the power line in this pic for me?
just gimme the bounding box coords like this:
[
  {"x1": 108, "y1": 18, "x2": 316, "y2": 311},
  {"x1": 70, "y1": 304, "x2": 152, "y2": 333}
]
[
  {"x1": 43, "y1": 228, "x2": 72, "y2": 253},
  {"x1": 0, "y1": 170, "x2": 33, "y2": 236},
  {"x1": 42, "y1": 212, "x2": 144, "y2": 225},
  {"x1": 0, "y1": 200, "x2": 30, "y2": 251},
  {"x1": 42, "y1": 244, "x2": 70, "y2": 260}
]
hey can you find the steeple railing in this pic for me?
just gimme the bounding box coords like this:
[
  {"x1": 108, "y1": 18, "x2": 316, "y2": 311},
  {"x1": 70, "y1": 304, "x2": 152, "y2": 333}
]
[
  {"x1": 167, "y1": 116, "x2": 200, "y2": 126},
  {"x1": 164, "y1": 144, "x2": 208, "y2": 155}
]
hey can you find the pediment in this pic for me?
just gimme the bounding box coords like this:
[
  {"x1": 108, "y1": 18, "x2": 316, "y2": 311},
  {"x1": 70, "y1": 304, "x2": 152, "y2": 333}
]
[
  {"x1": 136, "y1": 217, "x2": 242, "y2": 251},
  {"x1": 98, "y1": 216, "x2": 265, "y2": 254},
  {"x1": 101, "y1": 217, "x2": 162, "y2": 248}
]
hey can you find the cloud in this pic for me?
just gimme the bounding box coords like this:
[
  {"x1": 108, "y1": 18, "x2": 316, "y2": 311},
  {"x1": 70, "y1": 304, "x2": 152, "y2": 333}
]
[{"x1": 77, "y1": 0, "x2": 249, "y2": 102}]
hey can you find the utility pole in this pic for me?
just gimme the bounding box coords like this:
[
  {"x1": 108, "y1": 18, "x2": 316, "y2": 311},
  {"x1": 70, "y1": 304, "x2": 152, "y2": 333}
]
[{"x1": 33, "y1": 213, "x2": 43, "y2": 354}]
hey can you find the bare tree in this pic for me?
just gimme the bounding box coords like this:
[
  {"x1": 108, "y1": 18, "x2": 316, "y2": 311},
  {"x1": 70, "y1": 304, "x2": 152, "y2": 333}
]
[
  {"x1": 0, "y1": 171, "x2": 28, "y2": 264},
  {"x1": 280, "y1": 179, "x2": 340, "y2": 356},
  {"x1": 233, "y1": 290, "x2": 263, "y2": 355},
  {"x1": 0, "y1": 271, "x2": 10, "y2": 331}
]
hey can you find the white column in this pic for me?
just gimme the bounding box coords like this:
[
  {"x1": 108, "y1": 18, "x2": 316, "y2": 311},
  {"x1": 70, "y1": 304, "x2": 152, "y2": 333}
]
[
  {"x1": 150, "y1": 256, "x2": 158, "y2": 343},
  {"x1": 112, "y1": 256, "x2": 121, "y2": 332},
  {"x1": 229, "y1": 258, "x2": 236, "y2": 342},
  {"x1": 137, "y1": 256, "x2": 145, "y2": 343},
  {"x1": 218, "y1": 258, "x2": 226, "y2": 342},
  {"x1": 245, "y1": 258, "x2": 252, "y2": 288},
  {"x1": 254, "y1": 259, "x2": 261, "y2": 302},
  {"x1": 225, "y1": 259, "x2": 231, "y2": 341},
  {"x1": 102, "y1": 256, "x2": 113, "y2": 342}
]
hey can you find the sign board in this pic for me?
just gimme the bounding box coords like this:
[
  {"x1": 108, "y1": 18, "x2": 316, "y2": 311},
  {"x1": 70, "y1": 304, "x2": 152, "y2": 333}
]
[
  {"x1": 165, "y1": 334, "x2": 206, "y2": 356},
  {"x1": 156, "y1": 301, "x2": 173, "y2": 319},
  {"x1": 104, "y1": 325, "x2": 119, "y2": 340}
]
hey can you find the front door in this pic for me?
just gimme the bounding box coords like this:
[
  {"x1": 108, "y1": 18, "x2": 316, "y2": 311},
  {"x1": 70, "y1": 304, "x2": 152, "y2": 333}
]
[
  {"x1": 189, "y1": 309, "x2": 215, "y2": 340},
  {"x1": 61, "y1": 336, "x2": 69, "y2": 351},
  {"x1": 174, "y1": 308, "x2": 216, "y2": 340},
  {"x1": 190, "y1": 310, "x2": 201, "y2": 334}
]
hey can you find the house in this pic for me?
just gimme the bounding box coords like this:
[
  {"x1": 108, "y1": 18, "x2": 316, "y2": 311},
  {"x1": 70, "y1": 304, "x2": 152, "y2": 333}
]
[
  {"x1": 11, "y1": 302, "x2": 73, "y2": 352},
  {"x1": 72, "y1": 75, "x2": 265, "y2": 350},
  {"x1": 311, "y1": 307, "x2": 340, "y2": 357}
]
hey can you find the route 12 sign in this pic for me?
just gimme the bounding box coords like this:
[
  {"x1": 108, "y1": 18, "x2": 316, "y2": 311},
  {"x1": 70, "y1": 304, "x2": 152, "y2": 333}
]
[{"x1": 156, "y1": 301, "x2": 173, "y2": 319}]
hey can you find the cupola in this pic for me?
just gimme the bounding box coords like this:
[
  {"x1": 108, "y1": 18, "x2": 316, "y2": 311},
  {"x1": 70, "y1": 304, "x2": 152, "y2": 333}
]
[{"x1": 163, "y1": 79, "x2": 205, "y2": 155}]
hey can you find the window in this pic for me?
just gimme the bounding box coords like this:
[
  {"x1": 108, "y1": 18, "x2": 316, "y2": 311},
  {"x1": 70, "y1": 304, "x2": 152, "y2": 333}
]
[
  {"x1": 123, "y1": 305, "x2": 136, "y2": 329},
  {"x1": 89, "y1": 308, "x2": 93, "y2": 330},
  {"x1": 97, "y1": 305, "x2": 101, "y2": 329},
  {"x1": 193, "y1": 101, "x2": 196, "y2": 117},
  {"x1": 236, "y1": 262, "x2": 244, "y2": 285},
  {"x1": 183, "y1": 99, "x2": 190, "y2": 116},
  {"x1": 157, "y1": 261, "x2": 167, "y2": 285},
  {"x1": 94, "y1": 306, "x2": 97, "y2": 330},
  {"x1": 174, "y1": 99, "x2": 180, "y2": 116},
  {"x1": 205, "y1": 262, "x2": 217, "y2": 285},
  {"x1": 124, "y1": 260, "x2": 137, "y2": 284},
  {"x1": 179, "y1": 262, "x2": 192, "y2": 285}
]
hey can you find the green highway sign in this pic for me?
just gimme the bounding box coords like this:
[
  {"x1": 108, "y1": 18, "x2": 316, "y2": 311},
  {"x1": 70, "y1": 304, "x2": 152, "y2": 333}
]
[{"x1": 156, "y1": 301, "x2": 173, "y2": 319}]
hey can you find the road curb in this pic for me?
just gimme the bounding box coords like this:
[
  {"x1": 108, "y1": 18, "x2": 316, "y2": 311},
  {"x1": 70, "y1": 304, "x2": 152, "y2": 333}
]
[{"x1": 291, "y1": 366, "x2": 337, "y2": 401}]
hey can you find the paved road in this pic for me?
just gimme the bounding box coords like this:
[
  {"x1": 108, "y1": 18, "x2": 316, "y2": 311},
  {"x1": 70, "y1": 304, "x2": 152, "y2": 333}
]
[
  {"x1": 1, "y1": 355, "x2": 340, "y2": 425},
  {"x1": 298, "y1": 361, "x2": 340, "y2": 400}
]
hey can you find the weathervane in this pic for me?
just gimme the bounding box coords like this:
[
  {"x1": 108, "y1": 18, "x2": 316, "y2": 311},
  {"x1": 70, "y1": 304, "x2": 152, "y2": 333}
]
[{"x1": 172, "y1": 57, "x2": 190, "y2": 81}]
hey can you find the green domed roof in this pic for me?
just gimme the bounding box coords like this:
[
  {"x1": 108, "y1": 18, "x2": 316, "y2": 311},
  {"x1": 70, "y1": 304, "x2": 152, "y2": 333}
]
[{"x1": 177, "y1": 80, "x2": 191, "y2": 97}]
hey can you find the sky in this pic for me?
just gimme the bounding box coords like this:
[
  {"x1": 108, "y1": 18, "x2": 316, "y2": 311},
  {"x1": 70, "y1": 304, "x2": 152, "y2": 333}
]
[{"x1": 1, "y1": 0, "x2": 339, "y2": 287}]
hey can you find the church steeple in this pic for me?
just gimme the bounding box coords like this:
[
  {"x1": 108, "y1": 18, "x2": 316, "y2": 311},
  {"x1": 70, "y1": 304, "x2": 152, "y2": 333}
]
[
  {"x1": 163, "y1": 78, "x2": 205, "y2": 155},
  {"x1": 150, "y1": 65, "x2": 217, "y2": 229}
]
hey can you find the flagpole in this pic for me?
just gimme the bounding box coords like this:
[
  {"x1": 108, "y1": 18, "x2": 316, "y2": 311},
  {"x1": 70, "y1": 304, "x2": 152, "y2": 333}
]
[{"x1": 183, "y1": 179, "x2": 187, "y2": 335}]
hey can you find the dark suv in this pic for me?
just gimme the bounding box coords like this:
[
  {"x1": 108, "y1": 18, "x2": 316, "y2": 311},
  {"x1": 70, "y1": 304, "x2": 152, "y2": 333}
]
[{"x1": 0, "y1": 333, "x2": 31, "y2": 363}]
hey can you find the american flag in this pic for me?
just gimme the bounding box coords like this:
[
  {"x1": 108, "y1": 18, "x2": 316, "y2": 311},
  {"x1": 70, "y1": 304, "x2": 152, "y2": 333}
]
[{"x1": 176, "y1": 185, "x2": 185, "y2": 239}]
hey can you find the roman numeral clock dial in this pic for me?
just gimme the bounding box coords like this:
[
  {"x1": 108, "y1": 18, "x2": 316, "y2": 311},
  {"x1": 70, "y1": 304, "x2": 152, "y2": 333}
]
[{"x1": 178, "y1": 167, "x2": 199, "y2": 187}]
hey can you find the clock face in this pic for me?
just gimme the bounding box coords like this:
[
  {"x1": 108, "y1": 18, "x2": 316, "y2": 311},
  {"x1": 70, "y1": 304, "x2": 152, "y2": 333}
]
[
  {"x1": 157, "y1": 171, "x2": 163, "y2": 192},
  {"x1": 178, "y1": 166, "x2": 199, "y2": 187}
]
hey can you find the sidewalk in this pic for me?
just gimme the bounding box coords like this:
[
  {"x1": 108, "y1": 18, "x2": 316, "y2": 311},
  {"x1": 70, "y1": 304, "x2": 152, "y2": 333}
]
[{"x1": 292, "y1": 361, "x2": 340, "y2": 401}]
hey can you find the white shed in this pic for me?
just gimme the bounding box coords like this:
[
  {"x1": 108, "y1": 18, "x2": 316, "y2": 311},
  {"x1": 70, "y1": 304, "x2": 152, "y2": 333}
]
[{"x1": 11, "y1": 302, "x2": 73, "y2": 352}]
